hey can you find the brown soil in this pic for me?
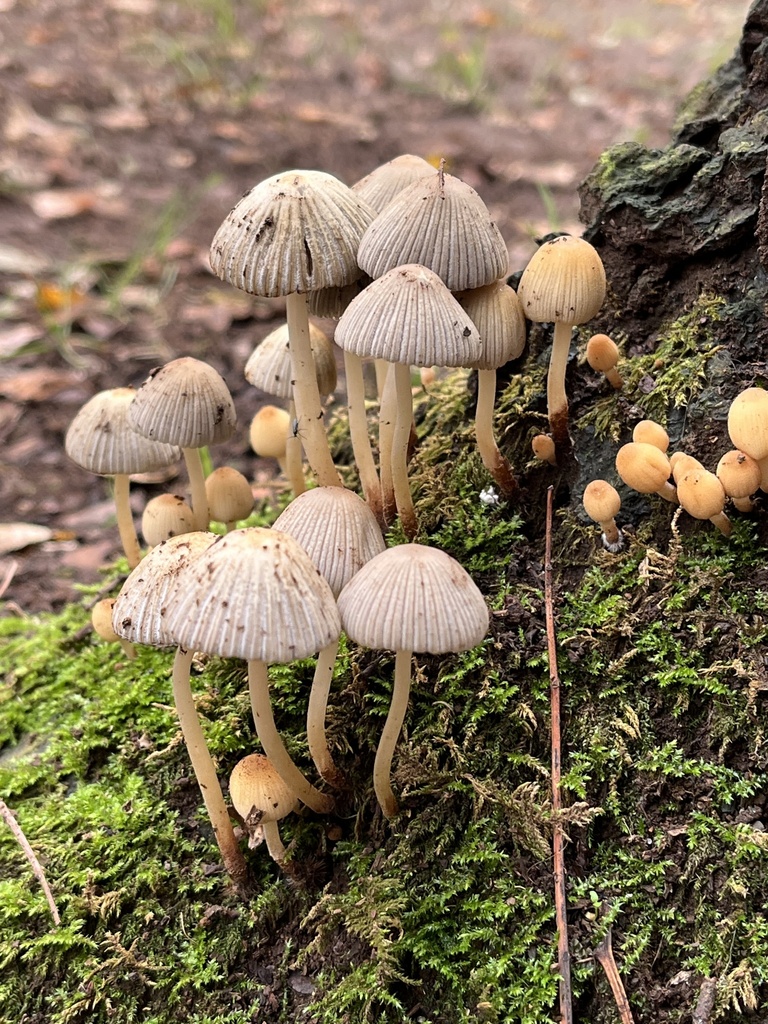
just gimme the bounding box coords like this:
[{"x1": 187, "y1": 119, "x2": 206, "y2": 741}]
[{"x1": 0, "y1": 0, "x2": 749, "y2": 612}]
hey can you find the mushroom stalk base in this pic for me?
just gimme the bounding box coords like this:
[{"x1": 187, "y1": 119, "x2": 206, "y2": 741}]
[
  {"x1": 247, "y1": 659, "x2": 335, "y2": 815},
  {"x1": 547, "y1": 321, "x2": 574, "y2": 453},
  {"x1": 475, "y1": 368, "x2": 519, "y2": 500},
  {"x1": 172, "y1": 647, "x2": 248, "y2": 886},
  {"x1": 373, "y1": 649, "x2": 412, "y2": 819}
]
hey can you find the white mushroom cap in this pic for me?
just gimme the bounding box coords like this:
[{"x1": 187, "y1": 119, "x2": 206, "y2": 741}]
[
  {"x1": 517, "y1": 234, "x2": 606, "y2": 325},
  {"x1": 273, "y1": 486, "x2": 386, "y2": 598},
  {"x1": 209, "y1": 169, "x2": 377, "y2": 297},
  {"x1": 334, "y1": 263, "x2": 481, "y2": 368},
  {"x1": 205, "y1": 467, "x2": 254, "y2": 525},
  {"x1": 357, "y1": 168, "x2": 509, "y2": 291},
  {"x1": 337, "y1": 543, "x2": 489, "y2": 654},
  {"x1": 162, "y1": 527, "x2": 341, "y2": 662},
  {"x1": 456, "y1": 280, "x2": 527, "y2": 370},
  {"x1": 129, "y1": 357, "x2": 236, "y2": 448},
  {"x1": 112, "y1": 531, "x2": 218, "y2": 647},
  {"x1": 65, "y1": 387, "x2": 181, "y2": 476},
  {"x1": 245, "y1": 322, "x2": 336, "y2": 400},
  {"x1": 229, "y1": 753, "x2": 299, "y2": 823},
  {"x1": 352, "y1": 153, "x2": 436, "y2": 213}
]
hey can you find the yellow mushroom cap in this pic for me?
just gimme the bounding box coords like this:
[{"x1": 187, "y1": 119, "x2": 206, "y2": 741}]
[
  {"x1": 585, "y1": 333, "x2": 619, "y2": 372},
  {"x1": 229, "y1": 754, "x2": 298, "y2": 823},
  {"x1": 677, "y1": 469, "x2": 726, "y2": 520},
  {"x1": 615, "y1": 442, "x2": 672, "y2": 494},
  {"x1": 632, "y1": 419, "x2": 669, "y2": 452},
  {"x1": 531, "y1": 434, "x2": 556, "y2": 463},
  {"x1": 583, "y1": 480, "x2": 621, "y2": 523},
  {"x1": 205, "y1": 467, "x2": 254, "y2": 525},
  {"x1": 141, "y1": 493, "x2": 196, "y2": 547},
  {"x1": 670, "y1": 452, "x2": 704, "y2": 484},
  {"x1": 727, "y1": 387, "x2": 768, "y2": 461},
  {"x1": 249, "y1": 405, "x2": 290, "y2": 460},
  {"x1": 716, "y1": 449, "x2": 761, "y2": 499},
  {"x1": 92, "y1": 598, "x2": 121, "y2": 643}
]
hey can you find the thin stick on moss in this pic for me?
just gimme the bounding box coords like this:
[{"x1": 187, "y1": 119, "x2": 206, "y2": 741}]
[
  {"x1": 544, "y1": 485, "x2": 572, "y2": 1024},
  {"x1": 0, "y1": 799, "x2": 61, "y2": 926},
  {"x1": 594, "y1": 925, "x2": 635, "y2": 1024}
]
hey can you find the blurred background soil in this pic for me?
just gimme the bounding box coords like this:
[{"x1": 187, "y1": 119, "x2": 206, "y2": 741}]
[{"x1": 0, "y1": 0, "x2": 749, "y2": 610}]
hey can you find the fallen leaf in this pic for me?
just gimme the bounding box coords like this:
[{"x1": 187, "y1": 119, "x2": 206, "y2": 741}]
[
  {"x1": 0, "y1": 523, "x2": 53, "y2": 556},
  {"x1": 0, "y1": 244, "x2": 49, "y2": 275},
  {"x1": 0, "y1": 368, "x2": 84, "y2": 403},
  {"x1": 0, "y1": 323, "x2": 46, "y2": 358}
]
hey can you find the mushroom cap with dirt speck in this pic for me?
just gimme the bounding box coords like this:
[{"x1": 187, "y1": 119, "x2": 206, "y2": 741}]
[
  {"x1": 677, "y1": 468, "x2": 727, "y2": 520},
  {"x1": 141, "y1": 493, "x2": 196, "y2": 547},
  {"x1": 229, "y1": 753, "x2": 299, "y2": 824},
  {"x1": 112, "y1": 531, "x2": 218, "y2": 648},
  {"x1": 209, "y1": 169, "x2": 377, "y2": 297},
  {"x1": 670, "y1": 452, "x2": 704, "y2": 484},
  {"x1": 65, "y1": 387, "x2": 181, "y2": 476},
  {"x1": 357, "y1": 168, "x2": 509, "y2": 291},
  {"x1": 245, "y1": 322, "x2": 336, "y2": 400},
  {"x1": 583, "y1": 480, "x2": 621, "y2": 523},
  {"x1": 716, "y1": 449, "x2": 761, "y2": 499},
  {"x1": 162, "y1": 527, "x2": 341, "y2": 663},
  {"x1": 337, "y1": 543, "x2": 489, "y2": 654},
  {"x1": 129, "y1": 357, "x2": 236, "y2": 448},
  {"x1": 334, "y1": 263, "x2": 481, "y2": 368},
  {"x1": 517, "y1": 234, "x2": 606, "y2": 325},
  {"x1": 273, "y1": 486, "x2": 385, "y2": 598}
]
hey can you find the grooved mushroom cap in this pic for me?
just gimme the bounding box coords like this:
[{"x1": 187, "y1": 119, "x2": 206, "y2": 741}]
[
  {"x1": 337, "y1": 543, "x2": 489, "y2": 654},
  {"x1": 456, "y1": 280, "x2": 526, "y2": 370},
  {"x1": 229, "y1": 753, "x2": 298, "y2": 823},
  {"x1": 65, "y1": 387, "x2": 181, "y2": 476},
  {"x1": 677, "y1": 469, "x2": 726, "y2": 520},
  {"x1": 273, "y1": 486, "x2": 386, "y2": 598},
  {"x1": 209, "y1": 169, "x2": 377, "y2": 297},
  {"x1": 112, "y1": 531, "x2": 218, "y2": 647},
  {"x1": 615, "y1": 442, "x2": 672, "y2": 494},
  {"x1": 727, "y1": 387, "x2": 768, "y2": 461},
  {"x1": 517, "y1": 234, "x2": 606, "y2": 324},
  {"x1": 334, "y1": 263, "x2": 481, "y2": 367},
  {"x1": 357, "y1": 168, "x2": 509, "y2": 290},
  {"x1": 162, "y1": 527, "x2": 341, "y2": 662},
  {"x1": 129, "y1": 358, "x2": 236, "y2": 448},
  {"x1": 245, "y1": 322, "x2": 336, "y2": 400},
  {"x1": 716, "y1": 449, "x2": 761, "y2": 498},
  {"x1": 352, "y1": 154, "x2": 436, "y2": 213},
  {"x1": 583, "y1": 480, "x2": 621, "y2": 523}
]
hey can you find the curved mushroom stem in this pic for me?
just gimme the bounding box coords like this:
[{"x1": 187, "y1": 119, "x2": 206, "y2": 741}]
[
  {"x1": 475, "y1": 368, "x2": 519, "y2": 500},
  {"x1": 599, "y1": 518, "x2": 623, "y2": 552},
  {"x1": 182, "y1": 447, "x2": 209, "y2": 531},
  {"x1": 112, "y1": 473, "x2": 142, "y2": 569},
  {"x1": 373, "y1": 648, "x2": 412, "y2": 819},
  {"x1": 285, "y1": 398, "x2": 307, "y2": 498},
  {"x1": 343, "y1": 350, "x2": 383, "y2": 528},
  {"x1": 378, "y1": 361, "x2": 398, "y2": 526},
  {"x1": 172, "y1": 646, "x2": 248, "y2": 886},
  {"x1": 307, "y1": 639, "x2": 347, "y2": 789},
  {"x1": 392, "y1": 362, "x2": 418, "y2": 540},
  {"x1": 247, "y1": 658, "x2": 335, "y2": 814},
  {"x1": 261, "y1": 819, "x2": 287, "y2": 863},
  {"x1": 547, "y1": 320, "x2": 575, "y2": 453},
  {"x1": 709, "y1": 511, "x2": 732, "y2": 536},
  {"x1": 286, "y1": 291, "x2": 342, "y2": 489},
  {"x1": 655, "y1": 481, "x2": 679, "y2": 504}
]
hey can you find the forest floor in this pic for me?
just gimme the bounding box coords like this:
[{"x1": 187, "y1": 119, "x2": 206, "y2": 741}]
[{"x1": 0, "y1": 0, "x2": 748, "y2": 612}]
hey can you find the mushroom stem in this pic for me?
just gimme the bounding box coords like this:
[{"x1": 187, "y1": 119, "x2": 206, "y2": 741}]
[
  {"x1": 247, "y1": 658, "x2": 335, "y2": 814},
  {"x1": 392, "y1": 362, "x2": 418, "y2": 539},
  {"x1": 285, "y1": 398, "x2": 307, "y2": 497},
  {"x1": 112, "y1": 473, "x2": 142, "y2": 568},
  {"x1": 709, "y1": 511, "x2": 733, "y2": 536},
  {"x1": 475, "y1": 368, "x2": 519, "y2": 500},
  {"x1": 261, "y1": 819, "x2": 287, "y2": 863},
  {"x1": 378, "y1": 361, "x2": 398, "y2": 525},
  {"x1": 285, "y1": 291, "x2": 342, "y2": 488},
  {"x1": 182, "y1": 447, "x2": 210, "y2": 531},
  {"x1": 343, "y1": 350, "x2": 383, "y2": 527},
  {"x1": 307, "y1": 639, "x2": 347, "y2": 789},
  {"x1": 373, "y1": 648, "x2": 412, "y2": 819},
  {"x1": 172, "y1": 646, "x2": 248, "y2": 885},
  {"x1": 599, "y1": 519, "x2": 622, "y2": 549},
  {"x1": 547, "y1": 320, "x2": 574, "y2": 451}
]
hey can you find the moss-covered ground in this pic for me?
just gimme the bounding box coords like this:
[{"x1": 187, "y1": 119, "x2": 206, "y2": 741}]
[{"x1": 2, "y1": 297, "x2": 768, "y2": 1023}]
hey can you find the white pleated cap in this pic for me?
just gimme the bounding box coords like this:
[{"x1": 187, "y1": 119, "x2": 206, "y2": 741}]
[
  {"x1": 273, "y1": 486, "x2": 386, "y2": 598},
  {"x1": 457, "y1": 280, "x2": 527, "y2": 370},
  {"x1": 245, "y1": 322, "x2": 336, "y2": 400},
  {"x1": 517, "y1": 234, "x2": 606, "y2": 325},
  {"x1": 65, "y1": 387, "x2": 181, "y2": 476},
  {"x1": 112, "y1": 531, "x2": 218, "y2": 647},
  {"x1": 337, "y1": 543, "x2": 489, "y2": 654},
  {"x1": 334, "y1": 263, "x2": 481, "y2": 368},
  {"x1": 357, "y1": 168, "x2": 509, "y2": 290},
  {"x1": 210, "y1": 169, "x2": 377, "y2": 297},
  {"x1": 129, "y1": 357, "x2": 236, "y2": 448},
  {"x1": 162, "y1": 527, "x2": 341, "y2": 662},
  {"x1": 352, "y1": 154, "x2": 436, "y2": 213}
]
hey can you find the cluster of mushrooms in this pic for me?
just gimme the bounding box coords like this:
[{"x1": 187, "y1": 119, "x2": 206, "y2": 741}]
[{"x1": 64, "y1": 154, "x2": 750, "y2": 883}]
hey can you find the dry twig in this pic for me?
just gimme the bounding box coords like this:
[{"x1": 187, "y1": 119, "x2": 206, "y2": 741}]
[
  {"x1": 0, "y1": 799, "x2": 61, "y2": 926},
  {"x1": 594, "y1": 925, "x2": 635, "y2": 1024}
]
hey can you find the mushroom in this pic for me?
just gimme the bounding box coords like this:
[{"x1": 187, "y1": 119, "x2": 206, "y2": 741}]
[
  {"x1": 111, "y1": 531, "x2": 249, "y2": 886},
  {"x1": 352, "y1": 153, "x2": 436, "y2": 213},
  {"x1": 727, "y1": 386, "x2": 768, "y2": 490},
  {"x1": 204, "y1": 467, "x2": 254, "y2": 531},
  {"x1": 129, "y1": 358, "x2": 236, "y2": 531},
  {"x1": 670, "y1": 452, "x2": 704, "y2": 484},
  {"x1": 65, "y1": 387, "x2": 180, "y2": 568},
  {"x1": 531, "y1": 434, "x2": 557, "y2": 466},
  {"x1": 210, "y1": 169, "x2": 376, "y2": 488},
  {"x1": 249, "y1": 405, "x2": 292, "y2": 476},
  {"x1": 91, "y1": 598, "x2": 135, "y2": 660},
  {"x1": 517, "y1": 235, "x2": 606, "y2": 452},
  {"x1": 716, "y1": 449, "x2": 761, "y2": 512},
  {"x1": 274, "y1": 486, "x2": 386, "y2": 788},
  {"x1": 229, "y1": 753, "x2": 299, "y2": 866},
  {"x1": 632, "y1": 419, "x2": 669, "y2": 452},
  {"x1": 615, "y1": 441, "x2": 677, "y2": 503},
  {"x1": 141, "y1": 493, "x2": 196, "y2": 547},
  {"x1": 585, "y1": 333, "x2": 623, "y2": 390},
  {"x1": 677, "y1": 468, "x2": 731, "y2": 536},
  {"x1": 582, "y1": 480, "x2": 623, "y2": 552},
  {"x1": 337, "y1": 543, "x2": 489, "y2": 818},
  {"x1": 162, "y1": 527, "x2": 341, "y2": 815}
]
